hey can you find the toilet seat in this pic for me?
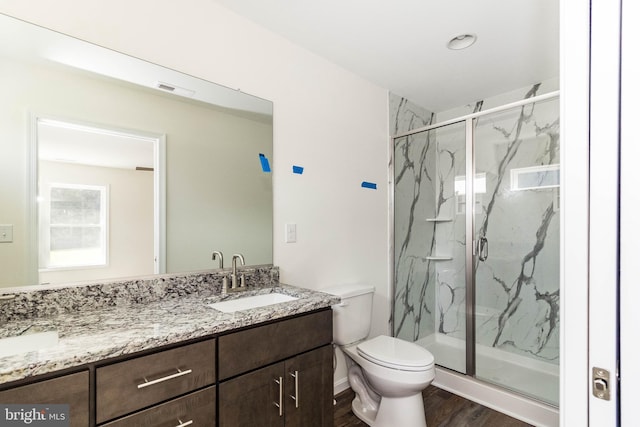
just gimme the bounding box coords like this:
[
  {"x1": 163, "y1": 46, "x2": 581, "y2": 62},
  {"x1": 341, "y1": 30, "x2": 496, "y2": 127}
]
[{"x1": 356, "y1": 335, "x2": 434, "y2": 372}]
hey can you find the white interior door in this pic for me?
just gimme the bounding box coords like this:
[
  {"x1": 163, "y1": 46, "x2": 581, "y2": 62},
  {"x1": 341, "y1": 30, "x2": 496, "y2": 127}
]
[
  {"x1": 588, "y1": 0, "x2": 621, "y2": 424},
  {"x1": 620, "y1": 0, "x2": 640, "y2": 424},
  {"x1": 559, "y1": 0, "x2": 590, "y2": 424}
]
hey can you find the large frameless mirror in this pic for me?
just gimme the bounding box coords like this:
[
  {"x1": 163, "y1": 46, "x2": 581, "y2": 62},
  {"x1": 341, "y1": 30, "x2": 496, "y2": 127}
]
[{"x1": 0, "y1": 14, "x2": 273, "y2": 288}]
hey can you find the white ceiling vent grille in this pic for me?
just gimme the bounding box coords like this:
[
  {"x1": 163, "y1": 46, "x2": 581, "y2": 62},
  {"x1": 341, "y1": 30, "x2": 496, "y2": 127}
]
[{"x1": 156, "y1": 81, "x2": 195, "y2": 97}]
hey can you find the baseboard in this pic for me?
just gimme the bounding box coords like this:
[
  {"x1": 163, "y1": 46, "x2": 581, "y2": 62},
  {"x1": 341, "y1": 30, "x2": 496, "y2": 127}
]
[
  {"x1": 334, "y1": 376, "x2": 350, "y2": 396},
  {"x1": 433, "y1": 367, "x2": 559, "y2": 427}
]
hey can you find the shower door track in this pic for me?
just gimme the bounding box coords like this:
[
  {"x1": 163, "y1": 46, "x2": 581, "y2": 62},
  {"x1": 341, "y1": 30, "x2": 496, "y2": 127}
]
[{"x1": 389, "y1": 90, "x2": 560, "y2": 377}]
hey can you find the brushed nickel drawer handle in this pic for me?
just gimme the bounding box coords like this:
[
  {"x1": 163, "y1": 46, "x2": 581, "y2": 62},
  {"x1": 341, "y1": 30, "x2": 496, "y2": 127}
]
[
  {"x1": 273, "y1": 377, "x2": 283, "y2": 417},
  {"x1": 175, "y1": 419, "x2": 193, "y2": 427},
  {"x1": 289, "y1": 370, "x2": 299, "y2": 408},
  {"x1": 137, "y1": 368, "x2": 193, "y2": 389}
]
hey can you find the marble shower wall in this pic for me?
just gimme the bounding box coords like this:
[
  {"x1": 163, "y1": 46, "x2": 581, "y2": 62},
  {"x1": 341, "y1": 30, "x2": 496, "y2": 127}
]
[
  {"x1": 390, "y1": 96, "x2": 437, "y2": 342},
  {"x1": 431, "y1": 123, "x2": 467, "y2": 342},
  {"x1": 391, "y1": 81, "x2": 560, "y2": 364},
  {"x1": 472, "y1": 92, "x2": 560, "y2": 362}
]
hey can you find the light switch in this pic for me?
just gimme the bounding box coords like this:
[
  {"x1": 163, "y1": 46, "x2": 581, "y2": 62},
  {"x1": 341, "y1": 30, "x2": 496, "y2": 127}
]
[
  {"x1": 0, "y1": 225, "x2": 13, "y2": 243},
  {"x1": 285, "y1": 223, "x2": 297, "y2": 243}
]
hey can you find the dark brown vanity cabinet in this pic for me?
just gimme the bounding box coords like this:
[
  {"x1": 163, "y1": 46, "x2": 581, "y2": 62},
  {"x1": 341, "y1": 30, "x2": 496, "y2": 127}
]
[
  {"x1": 218, "y1": 310, "x2": 334, "y2": 427},
  {"x1": 219, "y1": 346, "x2": 332, "y2": 427},
  {"x1": 96, "y1": 338, "x2": 216, "y2": 425},
  {"x1": 0, "y1": 370, "x2": 89, "y2": 427},
  {"x1": 0, "y1": 307, "x2": 334, "y2": 427}
]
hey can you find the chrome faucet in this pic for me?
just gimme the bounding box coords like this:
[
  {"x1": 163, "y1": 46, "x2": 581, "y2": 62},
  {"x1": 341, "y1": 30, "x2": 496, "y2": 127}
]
[
  {"x1": 230, "y1": 253, "x2": 245, "y2": 290},
  {"x1": 212, "y1": 251, "x2": 229, "y2": 293}
]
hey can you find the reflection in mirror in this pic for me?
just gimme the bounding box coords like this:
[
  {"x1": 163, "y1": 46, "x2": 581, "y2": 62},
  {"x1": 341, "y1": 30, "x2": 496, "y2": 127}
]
[
  {"x1": 35, "y1": 117, "x2": 163, "y2": 285},
  {"x1": 0, "y1": 14, "x2": 273, "y2": 288}
]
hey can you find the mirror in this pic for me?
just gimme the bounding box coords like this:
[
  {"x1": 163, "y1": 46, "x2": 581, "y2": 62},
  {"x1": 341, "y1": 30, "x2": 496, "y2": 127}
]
[{"x1": 0, "y1": 13, "x2": 273, "y2": 288}]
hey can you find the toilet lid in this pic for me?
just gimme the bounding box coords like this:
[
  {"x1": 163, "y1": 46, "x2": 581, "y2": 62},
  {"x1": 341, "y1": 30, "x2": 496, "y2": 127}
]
[{"x1": 356, "y1": 336, "x2": 435, "y2": 371}]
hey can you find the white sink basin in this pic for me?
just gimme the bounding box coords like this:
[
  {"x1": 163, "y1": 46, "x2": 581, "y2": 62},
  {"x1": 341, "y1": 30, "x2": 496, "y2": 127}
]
[
  {"x1": 208, "y1": 293, "x2": 298, "y2": 313},
  {"x1": 0, "y1": 330, "x2": 59, "y2": 358}
]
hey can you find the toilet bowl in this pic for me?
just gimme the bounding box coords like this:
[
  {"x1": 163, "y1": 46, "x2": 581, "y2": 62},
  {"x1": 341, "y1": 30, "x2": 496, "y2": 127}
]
[
  {"x1": 322, "y1": 284, "x2": 436, "y2": 427},
  {"x1": 344, "y1": 336, "x2": 435, "y2": 426}
]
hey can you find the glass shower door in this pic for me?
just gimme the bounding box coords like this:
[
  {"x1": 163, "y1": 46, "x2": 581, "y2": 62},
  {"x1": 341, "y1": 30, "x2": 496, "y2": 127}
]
[
  {"x1": 393, "y1": 120, "x2": 467, "y2": 374},
  {"x1": 472, "y1": 97, "x2": 560, "y2": 405}
]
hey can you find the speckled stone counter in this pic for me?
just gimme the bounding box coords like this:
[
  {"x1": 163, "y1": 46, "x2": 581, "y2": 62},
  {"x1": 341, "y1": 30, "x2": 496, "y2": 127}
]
[{"x1": 0, "y1": 267, "x2": 339, "y2": 386}]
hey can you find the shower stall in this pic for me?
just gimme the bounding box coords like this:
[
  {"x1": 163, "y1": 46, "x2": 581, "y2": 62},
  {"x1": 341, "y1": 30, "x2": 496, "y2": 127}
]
[{"x1": 392, "y1": 92, "x2": 560, "y2": 406}]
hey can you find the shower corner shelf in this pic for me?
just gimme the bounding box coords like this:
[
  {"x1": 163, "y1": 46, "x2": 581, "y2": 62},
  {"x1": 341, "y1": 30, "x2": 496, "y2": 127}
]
[
  {"x1": 424, "y1": 256, "x2": 453, "y2": 261},
  {"x1": 425, "y1": 218, "x2": 453, "y2": 223}
]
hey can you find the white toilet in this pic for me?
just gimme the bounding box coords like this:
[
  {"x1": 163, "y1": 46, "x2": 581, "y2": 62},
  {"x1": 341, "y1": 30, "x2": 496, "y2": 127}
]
[{"x1": 323, "y1": 284, "x2": 435, "y2": 427}]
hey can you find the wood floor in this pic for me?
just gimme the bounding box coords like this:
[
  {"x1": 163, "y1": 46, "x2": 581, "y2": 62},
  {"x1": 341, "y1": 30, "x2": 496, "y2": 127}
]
[{"x1": 334, "y1": 386, "x2": 532, "y2": 427}]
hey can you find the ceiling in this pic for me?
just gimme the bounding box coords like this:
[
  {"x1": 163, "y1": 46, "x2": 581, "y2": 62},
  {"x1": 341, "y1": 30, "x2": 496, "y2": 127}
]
[
  {"x1": 38, "y1": 120, "x2": 155, "y2": 170},
  {"x1": 212, "y1": 0, "x2": 559, "y2": 113},
  {"x1": 0, "y1": 14, "x2": 273, "y2": 117}
]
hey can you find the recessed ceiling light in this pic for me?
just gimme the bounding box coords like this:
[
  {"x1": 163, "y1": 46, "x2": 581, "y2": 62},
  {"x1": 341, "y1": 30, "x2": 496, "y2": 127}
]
[{"x1": 447, "y1": 34, "x2": 477, "y2": 50}]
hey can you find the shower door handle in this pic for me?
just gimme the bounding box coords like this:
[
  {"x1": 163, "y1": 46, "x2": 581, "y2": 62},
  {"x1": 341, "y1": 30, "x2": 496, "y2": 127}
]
[{"x1": 478, "y1": 236, "x2": 488, "y2": 262}]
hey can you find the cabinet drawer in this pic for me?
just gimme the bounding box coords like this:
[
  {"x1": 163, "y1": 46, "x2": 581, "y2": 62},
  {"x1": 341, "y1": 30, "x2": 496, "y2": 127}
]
[
  {"x1": 102, "y1": 386, "x2": 216, "y2": 427},
  {"x1": 219, "y1": 309, "x2": 332, "y2": 380},
  {"x1": 0, "y1": 370, "x2": 89, "y2": 427},
  {"x1": 96, "y1": 339, "x2": 216, "y2": 424}
]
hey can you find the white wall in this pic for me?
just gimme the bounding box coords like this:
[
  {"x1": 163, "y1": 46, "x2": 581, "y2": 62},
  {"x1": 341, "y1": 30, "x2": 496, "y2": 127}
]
[{"x1": 0, "y1": 0, "x2": 390, "y2": 387}]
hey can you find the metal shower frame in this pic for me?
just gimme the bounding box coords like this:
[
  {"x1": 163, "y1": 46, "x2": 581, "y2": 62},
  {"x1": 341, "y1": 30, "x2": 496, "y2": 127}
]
[{"x1": 389, "y1": 90, "x2": 560, "y2": 375}]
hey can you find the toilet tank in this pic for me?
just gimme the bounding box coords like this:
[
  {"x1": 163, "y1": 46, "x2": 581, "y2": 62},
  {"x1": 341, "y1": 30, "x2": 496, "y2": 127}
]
[{"x1": 321, "y1": 284, "x2": 375, "y2": 346}]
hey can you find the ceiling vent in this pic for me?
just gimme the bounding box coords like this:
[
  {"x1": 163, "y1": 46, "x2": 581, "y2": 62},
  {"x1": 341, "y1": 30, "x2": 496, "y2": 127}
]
[{"x1": 156, "y1": 81, "x2": 196, "y2": 97}]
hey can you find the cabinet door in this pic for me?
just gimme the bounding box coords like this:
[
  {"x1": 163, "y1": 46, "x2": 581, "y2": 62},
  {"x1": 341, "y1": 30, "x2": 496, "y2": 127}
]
[
  {"x1": 284, "y1": 345, "x2": 333, "y2": 427},
  {"x1": 0, "y1": 371, "x2": 89, "y2": 427},
  {"x1": 219, "y1": 363, "x2": 284, "y2": 427}
]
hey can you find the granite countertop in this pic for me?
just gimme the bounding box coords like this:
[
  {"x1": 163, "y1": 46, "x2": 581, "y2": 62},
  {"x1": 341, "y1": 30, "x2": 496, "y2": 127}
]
[{"x1": 0, "y1": 284, "x2": 339, "y2": 386}]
